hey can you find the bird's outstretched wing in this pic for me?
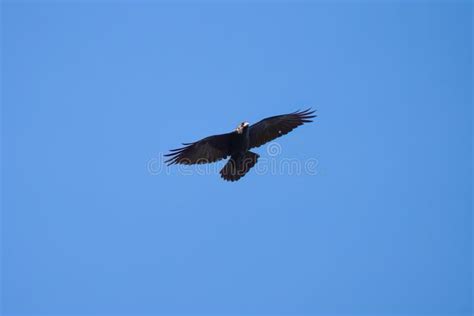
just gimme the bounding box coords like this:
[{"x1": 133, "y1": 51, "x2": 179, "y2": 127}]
[
  {"x1": 248, "y1": 108, "x2": 316, "y2": 149},
  {"x1": 165, "y1": 133, "x2": 233, "y2": 165}
]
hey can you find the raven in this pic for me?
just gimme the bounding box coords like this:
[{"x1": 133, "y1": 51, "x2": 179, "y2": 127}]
[{"x1": 165, "y1": 109, "x2": 316, "y2": 181}]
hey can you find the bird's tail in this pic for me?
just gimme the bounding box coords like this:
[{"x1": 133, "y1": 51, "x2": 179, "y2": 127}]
[{"x1": 220, "y1": 151, "x2": 259, "y2": 182}]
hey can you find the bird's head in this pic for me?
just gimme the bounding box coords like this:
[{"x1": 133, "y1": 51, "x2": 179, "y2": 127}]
[{"x1": 235, "y1": 121, "x2": 249, "y2": 134}]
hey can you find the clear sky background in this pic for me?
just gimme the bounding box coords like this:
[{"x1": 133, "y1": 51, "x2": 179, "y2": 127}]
[{"x1": 2, "y1": 2, "x2": 472, "y2": 316}]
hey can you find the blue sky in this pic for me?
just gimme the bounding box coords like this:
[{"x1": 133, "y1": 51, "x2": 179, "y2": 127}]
[{"x1": 2, "y1": 2, "x2": 472, "y2": 315}]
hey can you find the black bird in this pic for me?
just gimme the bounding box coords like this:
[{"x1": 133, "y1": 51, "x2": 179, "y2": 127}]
[{"x1": 165, "y1": 109, "x2": 316, "y2": 181}]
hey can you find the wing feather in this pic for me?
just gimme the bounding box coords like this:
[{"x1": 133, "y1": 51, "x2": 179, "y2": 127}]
[
  {"x1": 248, "y1": 108, "x2": 316, "y2": 149},
  {"x1": 165, "y1": 133, "x2": 233, "y2": 165}
]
